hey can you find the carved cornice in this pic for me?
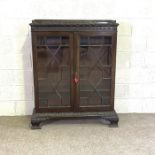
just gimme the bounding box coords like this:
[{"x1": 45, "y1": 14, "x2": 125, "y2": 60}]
[{"x1": 30, "y1": 20, "x2": 118, "y2": 32}]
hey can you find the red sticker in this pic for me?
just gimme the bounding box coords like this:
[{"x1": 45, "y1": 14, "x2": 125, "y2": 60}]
[{"x1": 74, "y1": 76, "x2": 79, "y2": 84}]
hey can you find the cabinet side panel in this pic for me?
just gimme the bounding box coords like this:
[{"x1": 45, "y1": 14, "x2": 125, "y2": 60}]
[
  {"x1": 31, "y1": 32, "x2": 39, "y2": 112},
  {"x1": 111, "y1": 32, "x2": 117, "y2": 109}
]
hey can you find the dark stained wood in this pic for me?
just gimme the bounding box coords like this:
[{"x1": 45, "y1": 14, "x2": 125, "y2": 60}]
[
  {"x1": 31, "y1": 110, "x2": 119, "y2": 129},
  {"x1": 111, "y1": 33, "x2": 117, "y2": 109},
  {"x1": 31, "y1": 32, "x2": 39, "y2": 112},
  {"x1": 30, "y1": 20, "x2": 119, "y2": 129},
  {"x1": 30, "y1": 20, "x2": 118, "y2": 32},
  {"x1": 30, "y1": 19, "x2": 118, "y2": 26}
]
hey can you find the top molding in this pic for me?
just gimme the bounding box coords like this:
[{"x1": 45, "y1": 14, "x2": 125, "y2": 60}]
[{"x1": 30, "y1": 19, "x2": 119, "y2": 32}]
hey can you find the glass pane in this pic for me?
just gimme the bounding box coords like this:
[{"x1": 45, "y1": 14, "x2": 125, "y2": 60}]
[
  {"x1": 79, "y1": 36, "x2": 112, "y2": 106},
  {"x1": 80, "y1": 36, "x2": 112, "y2": 45},
  {"x1": 36, "y1": 35, "x2": 70, "y2": 108}
]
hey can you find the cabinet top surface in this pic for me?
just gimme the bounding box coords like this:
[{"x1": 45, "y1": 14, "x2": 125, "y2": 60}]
[{"x1": 30, "y1": 19, "x2": 118, "y2": 27}]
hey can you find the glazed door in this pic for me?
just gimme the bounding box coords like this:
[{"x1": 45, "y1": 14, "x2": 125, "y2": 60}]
[
  {"x1": 32, "y1": 32, "x2": 74, "y2": 112},
  {"x1": 74, "y1": 32, "x2": 116, "y2": 112}
]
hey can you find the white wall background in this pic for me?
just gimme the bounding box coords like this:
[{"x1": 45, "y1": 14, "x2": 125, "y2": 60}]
[{"x1": 0, "y1": 0, "x2": 155, "y2": 115}]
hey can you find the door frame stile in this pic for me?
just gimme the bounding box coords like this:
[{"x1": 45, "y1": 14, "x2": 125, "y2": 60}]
[
  {"x1": 73, "y1": 32, "x2": 80, "y2": 112},
  {"x1": 69, "y1": 32, "x2": 74, "y2": 111},
  {"x1": 110, "y1": 32, "x2": 117, "y2": 110},
  {"x1": 32, "y1": 31, "x2": 40, "y2": 112}
]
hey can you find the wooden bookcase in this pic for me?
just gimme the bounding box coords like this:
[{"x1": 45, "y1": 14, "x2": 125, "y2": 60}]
[{"x1": 30, "y1": 20, "x2": 119, "y2": 129}]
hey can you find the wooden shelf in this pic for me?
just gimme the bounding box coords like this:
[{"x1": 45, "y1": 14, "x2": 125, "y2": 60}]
[
  {"x1": 80, "y1": 44, "x2": 112, "y2": 47},
  {"x1": 80, "y1": 65, "x2": 112, "y2": 68},
  {"x1": 102, "y1": 78, "x2": 111, "y2": 80},
  {"x1": 37, "y1": 44, "x2": 69, "y2": 48},
  {"x1": 80, "y1": 89, "x2": 110, "y2": 92},
  {"x1": 37, "y1": 44, "x2": 111, "y2": 48}
]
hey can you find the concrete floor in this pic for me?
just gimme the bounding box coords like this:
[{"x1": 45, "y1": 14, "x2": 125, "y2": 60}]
[{"x1": 0, "y1": 114, "x2": 155, "y2": 155}]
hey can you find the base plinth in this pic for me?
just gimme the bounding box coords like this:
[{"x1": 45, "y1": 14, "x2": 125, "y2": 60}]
[{"x1": 31, "y1": 110, "x2": 119, "y2": 129}]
